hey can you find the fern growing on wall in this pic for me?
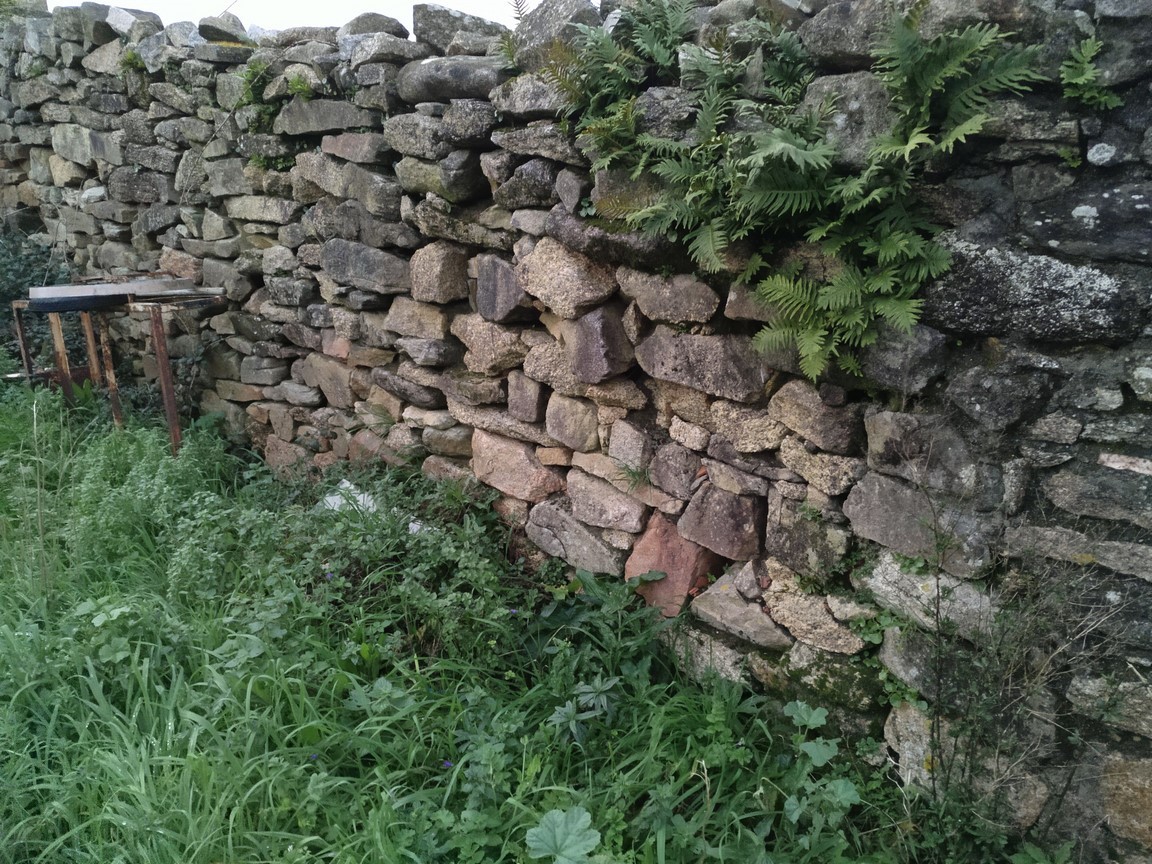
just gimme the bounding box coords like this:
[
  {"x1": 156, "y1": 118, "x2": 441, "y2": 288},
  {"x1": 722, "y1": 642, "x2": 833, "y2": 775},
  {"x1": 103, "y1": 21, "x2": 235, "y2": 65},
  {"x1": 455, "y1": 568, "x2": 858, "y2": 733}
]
[{"x1": 549, "y1": 0, "x2": 1044, "y2": 379}]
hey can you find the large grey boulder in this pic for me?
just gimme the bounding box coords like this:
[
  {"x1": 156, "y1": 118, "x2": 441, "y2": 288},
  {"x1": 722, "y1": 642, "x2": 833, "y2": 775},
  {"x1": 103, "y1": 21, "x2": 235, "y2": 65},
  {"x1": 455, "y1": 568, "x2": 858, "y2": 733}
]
[
  {"x1": 273, "y1": 99, "x2": 380, "y2": 136},
  {"x1": 490, "y1": 73, "x2": 566, "y2": 119},
  {"x1": 412, "y1": 3, "x2": 508, "y2": 53},
  {"x1": 797, "y1": 0, "x2": 890, "y2": 71},
  {"x1": 199, "y1": 13, "x2": 248, "y2": 43},
  {"x1": 337, "y1": 12, "x2": 408, "y2": 39},
  {"x1": 1017, "y1": 179, "x2": 1152, "y2": 266},
  {"x1": 616, "y1": 267, "x2": 720, "y2": 324},
  {"x1": 320, "y1": 238, "x2": 410, "y2": 293},
  {"x1": 350, "y1": 33, "x2": 432, "y2": 67},
  {"x1": 636, "y1": 327, "x2": 768, "y2": 403},
  {"x1": 922, "y1": 235, "x2": 1147, "y2": 342},
  {"x1": 381, "y1": 113, "x2": 451, "y2": 160},
  {"x1": 397, "y1": 56, "x2": 512, "y2": 103},
  {"x1": 517, "y1": 236, "x2": 617, "y2": 318},
  {"x1": 514, "y1": 0, "x2": 602, "y2": 72}
]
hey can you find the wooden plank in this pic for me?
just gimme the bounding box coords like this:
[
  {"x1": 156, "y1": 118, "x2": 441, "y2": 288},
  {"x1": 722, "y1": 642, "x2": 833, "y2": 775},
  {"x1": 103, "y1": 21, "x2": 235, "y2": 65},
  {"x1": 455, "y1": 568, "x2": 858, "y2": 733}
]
[
  {"x1": 28, "y1": 278, "x2": 197, "y2": 299},
  {"x1": 11, "y1": 302, "x2": 33, "y2": 380},
  {"x1": 47, "y1": 312, "x2": 74, "y2": 405},
  {"x1": 97, "y1": 312, "x2": 124, "y2": 428},
  {"x1": 149, "y1": 305, "x2": 182, "y2": 456},
  {"x1": 80, "y1": 312, "x2": 104, "y2": 387}
]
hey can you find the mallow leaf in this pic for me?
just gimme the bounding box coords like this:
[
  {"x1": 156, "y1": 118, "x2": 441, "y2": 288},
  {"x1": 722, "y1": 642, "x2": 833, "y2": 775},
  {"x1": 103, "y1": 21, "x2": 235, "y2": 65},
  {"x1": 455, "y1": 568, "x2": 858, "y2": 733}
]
[{"x1": 526, "y1": 806, "x2": 601, "y2": 864}]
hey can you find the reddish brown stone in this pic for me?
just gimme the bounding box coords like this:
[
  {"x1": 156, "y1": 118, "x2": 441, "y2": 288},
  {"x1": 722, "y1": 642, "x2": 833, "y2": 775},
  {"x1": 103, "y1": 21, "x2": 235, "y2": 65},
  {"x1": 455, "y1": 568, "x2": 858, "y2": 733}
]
[
  {"x1": 626, "y1": 513, "x2": 721, "y2": 617},
  {"x1": 265, "y1": 435, "x2": 308, "y2": 470}
]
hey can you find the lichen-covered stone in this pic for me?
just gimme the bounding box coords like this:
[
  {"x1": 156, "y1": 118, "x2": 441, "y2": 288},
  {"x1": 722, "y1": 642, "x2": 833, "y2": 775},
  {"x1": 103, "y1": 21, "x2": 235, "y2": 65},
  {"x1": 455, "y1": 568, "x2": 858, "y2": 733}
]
[
  {"x1": 854, "y1": 552, "x2": 997, "y2": 639},
  {"x1": 1042, "y1": 468, "x2": 1152, "y2": 531},
  {"x1": 527, "y1": 498, "x2": 627, "y2": 575},
  {"x1": 923, "y1": 235, "x2": 1147, "y2": 341},
  {"x1": 450, "y1": 314, "x2": 528, "y2": 375},
  {"x1": 844, "y1": 473, "x2": 998, "y2": 579},
  {"x1": 396, "y1": 56, "x2": 511, "y2": 103},
  {"x1": 517, "y1": 236, "x2": 617, "y2": 318},
  {"x1": 802, "y1": 72, "x2": 895, "y2": 170},
  {"x1": 692, "y1": 571, "x2": 794, "y2": 649},
  {"x1": 616, "y1": 267, "x2": 720, "y2": 324}
]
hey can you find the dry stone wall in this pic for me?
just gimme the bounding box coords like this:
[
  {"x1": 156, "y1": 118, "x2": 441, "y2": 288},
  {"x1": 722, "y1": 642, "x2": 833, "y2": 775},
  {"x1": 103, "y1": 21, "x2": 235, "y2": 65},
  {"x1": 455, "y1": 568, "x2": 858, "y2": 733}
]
[{"x1": 2, "y1": 0, "x2": 1151, "y2": 856}]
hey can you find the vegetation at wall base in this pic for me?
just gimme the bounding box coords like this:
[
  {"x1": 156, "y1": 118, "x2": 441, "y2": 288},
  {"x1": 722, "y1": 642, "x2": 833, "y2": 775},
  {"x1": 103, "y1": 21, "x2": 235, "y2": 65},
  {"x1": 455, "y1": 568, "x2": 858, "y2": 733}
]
[
  {"x1": 0, "y1": 385, "x2": 1078, "y2": 864},
  {"x1": 547, "y1": 0, "x2": 1044, "y2": 379}
]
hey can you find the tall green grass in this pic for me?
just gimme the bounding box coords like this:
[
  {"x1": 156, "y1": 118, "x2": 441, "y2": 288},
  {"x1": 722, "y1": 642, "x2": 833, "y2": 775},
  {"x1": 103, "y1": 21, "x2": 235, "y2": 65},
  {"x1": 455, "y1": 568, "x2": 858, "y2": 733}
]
[{"x1": 0, "y1": 385, "x2": 1036, "y2": 864}]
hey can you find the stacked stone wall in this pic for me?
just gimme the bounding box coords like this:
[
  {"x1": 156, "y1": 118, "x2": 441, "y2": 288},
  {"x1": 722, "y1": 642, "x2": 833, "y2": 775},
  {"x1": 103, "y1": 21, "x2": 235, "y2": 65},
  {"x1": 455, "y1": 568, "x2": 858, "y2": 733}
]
[{"x1": 1, "y1": 0, "x2": 1151, "y2": 856}]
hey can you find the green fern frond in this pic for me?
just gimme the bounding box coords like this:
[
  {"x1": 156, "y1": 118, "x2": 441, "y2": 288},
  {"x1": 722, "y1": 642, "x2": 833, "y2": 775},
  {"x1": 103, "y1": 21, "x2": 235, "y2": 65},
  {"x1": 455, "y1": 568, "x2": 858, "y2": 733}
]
[{"x1": 686, "y1": 220, "x2": 731, "y2": 272}]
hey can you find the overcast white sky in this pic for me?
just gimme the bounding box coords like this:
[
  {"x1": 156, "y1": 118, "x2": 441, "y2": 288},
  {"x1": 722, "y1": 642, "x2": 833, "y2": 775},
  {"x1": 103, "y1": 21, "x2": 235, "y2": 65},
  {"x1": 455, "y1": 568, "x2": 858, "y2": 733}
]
[{"x1": 49, "y1": 0, "x2": 534, "y2": 34}]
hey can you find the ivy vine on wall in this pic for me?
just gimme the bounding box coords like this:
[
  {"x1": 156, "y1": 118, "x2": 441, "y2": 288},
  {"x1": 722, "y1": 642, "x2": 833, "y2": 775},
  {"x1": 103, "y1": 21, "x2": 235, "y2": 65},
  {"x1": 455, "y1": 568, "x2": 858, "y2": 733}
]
[{"x1": 546, "y1": 0, "x2": 1045, "y2": 379}]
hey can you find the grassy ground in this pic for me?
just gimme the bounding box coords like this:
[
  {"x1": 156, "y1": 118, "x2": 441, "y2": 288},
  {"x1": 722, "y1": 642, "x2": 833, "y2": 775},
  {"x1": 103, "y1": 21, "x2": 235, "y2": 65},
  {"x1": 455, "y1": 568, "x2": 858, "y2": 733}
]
[{"x1": 0, "y1": 384, "x2": 1042, "y2": 864}]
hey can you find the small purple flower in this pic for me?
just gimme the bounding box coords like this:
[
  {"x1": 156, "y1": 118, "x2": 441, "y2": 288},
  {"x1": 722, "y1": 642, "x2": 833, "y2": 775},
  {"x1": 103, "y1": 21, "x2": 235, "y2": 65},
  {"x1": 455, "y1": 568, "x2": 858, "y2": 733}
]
[
  {"x1": 441, "y1": 759, "x2": 454, "y2": 768},
  {"x1": 309, "y1": 754, "x2": 318, "y2": 761},
  {"x1": 324, "y1": 572, "x2": 334, "y2": 582},
  {"x1": 508, "y1": 608, "x2": 518, "y2": 615}
]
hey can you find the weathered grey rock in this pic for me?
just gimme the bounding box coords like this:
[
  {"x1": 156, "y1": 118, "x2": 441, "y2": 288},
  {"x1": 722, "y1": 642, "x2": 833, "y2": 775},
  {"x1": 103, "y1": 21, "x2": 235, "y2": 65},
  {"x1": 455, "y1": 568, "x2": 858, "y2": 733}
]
[
  {"x1": 396, "y1": 337, "x2": 462, "y2": 368},
  {"x1": 321, "y1": 132, "x2": 391, "y2": 164},
  {"x1": 517, "y1": 236, "x2": 617, "y2": 318},
  {"x1": 1006, "y1": 526, "x2": 1152, "y2": 582},
  {"x1": 320, "y1": 238, "x2": 410, "y2": 293},
  {"x1": 527, "y1": 498, "x2": 628, "y2": 574},
  {"x1": 860, "y1": 323, "x2": 948, "y2": 395},
  {"x1": 155, "y1": 118, "x2": 213, "y2": 147},
  {"x1": 205, "y1": 158, "x2": 252, "y2": 197},
  {"x1": 491, "y1": 123, "x2": 586, "y2": 166},
  {"x1": 764, "y1": 489, "x2": 852, "y2": 578},
  {"x1": 273, "y1": 98, "x2": 379, "y2": 136},
  {"x1": 450, "y1": 313, "x2": 528, "y2": 375},
  {"x1": 678, "y1": 482, "x2": 766, "y2": 561},
  {"x1": 80, "y1": 39, "x2": 124, "y2": 73},
  {"x1": 844, "y1": 474, "x2": 999, "y2": 579},
  {"x1": 545, "y1": 393, "x2": 599, "y2": 452},
  {"x1": 692, "y1": 571, "x2": 794, "y2": 649},
  {"x1": 545, "y1": 205, "x2": 679, "y2": 269},
  {"x1": 424, "y1": 425, "x2": 473, "y2": 457},
  {"x1": 493, "y1": 158, "x2": 561, "y2": 209},
  {"x1": 445, "y1": 31, "x2": 500, "y2": 55},
  {"x1": 412, "y1": 3, "x2": 508, "y2": 53},
  {"x1": 199, "y1": 13, "x2": 247, "y2": 42},
  {"x1": 394, "y1": 151, "x2": 487, "y2": 204},
  {"x1": 1067, "y1": 676, "x2": 1152, "y2": 741},
  {"x1": 338, "y1": 12, "x2": 409, "y2": 39},
  {"x1": 616, "y1": 267, "x2": 720, "y2": 324},
  {"x1": 767, "y1": 379, "x2": 863, "y2": 455},
  {"x1": 240, "y1": 355, "x2": 289, "y2": 386},
  {"x1": 1101, "y1": 753, "x2": 1152, "y2": 848},
  {"x1": 946, "y1": 364, "x2": 1055, "y2": 432},
  {"x1": 409, "y1": 199, "x2": 516, "y2": 251},
  {"x1": 372, "y1": 367, "x2": 446, "y2": 409},
  {"x1": 797, "y1": 0, "x2": 890, "y2": 71},
  {"x1": 396, "y1": 56, "x2": 512, "y2": 103},
  {"x1": 410, "y1": 240, "x2": 470, "y2": 303},
  {"x1": 560, "y1": 304, "x2": 635, "y2": 385},
  {"x1": 803, "y1": 72, "x2": 896, "y2": 170},
  {"x1": 1042, "y1": 468, "x2": 1152, "y2": 531},
  {"x1": 194, "y1": 42, "x2": 253, "y2": 63},
  {"x1": 472, "y1": 429, "x2": 564, "y2": 502},
  {"x1": 224, "y1": 196, "x2": 302, "y2": 224},
  {"x1": 866, "y1": 412, "x2": 1003, "y2": 510},
  {"x1": 1019, "y1": 180, "x2": 1152, "y2": 265},
  {"x1": 350, "y1": 32, "x2": 432, "y2": 67},
  {"x1": 475, "y1": 254, "x2": 530, "y2": 323},
  {"x1": 607, "y1": 419, "x2": 653, "y2": 472},
  {"x1": 514, "y1": 0, "x2": 602, "y2": 72},
  {"x1": 441, "y1": 98, "x2": 498, "y2": 146},
  {"x1": 568, "y1": 469, "x2": 647, "y2": 533},
  {"x1": 854, "y1": 552, "x2": 996, "y2": 639},
  {"x1": 637, "y1": 327, "x2": 767, "y2": 403},
  {"x1": 381, "y1": 297, "x2": 450, "y2": 340},
  {"x1": 923, "y1": 235, "x2": 1147, "y2": 341},
  {"x1": 381, "y1": 113, "x2": 450, "y2": 160},
  {"x1": 779, "y1": 436, "x2": 867, "y2": 497},
  {"x1": 297, "y1": 152, "x2": 403, "y2": 219},
  {"x1": 489, "y1": 73, "x2": 565, "y2": 119},
  {"x1": 650, "y1": 441, "x2": 702, "y2": 500},
  {"x1": 446, "y1": 398, "x2": 558, "y2": 445}
]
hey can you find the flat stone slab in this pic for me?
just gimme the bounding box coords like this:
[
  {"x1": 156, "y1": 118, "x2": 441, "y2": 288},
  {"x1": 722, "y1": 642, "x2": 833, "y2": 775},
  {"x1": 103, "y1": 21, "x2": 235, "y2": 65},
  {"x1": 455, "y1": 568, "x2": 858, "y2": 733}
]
[
  {"x1": 691, "y1": 570, "x2": 793, "y2": 649},
  {"x1": 527, "y1": 498, "x2": 628, "y2": 575},
  {"x1": 636, "y1": 326, "x2": 768, "y2": 403}
]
